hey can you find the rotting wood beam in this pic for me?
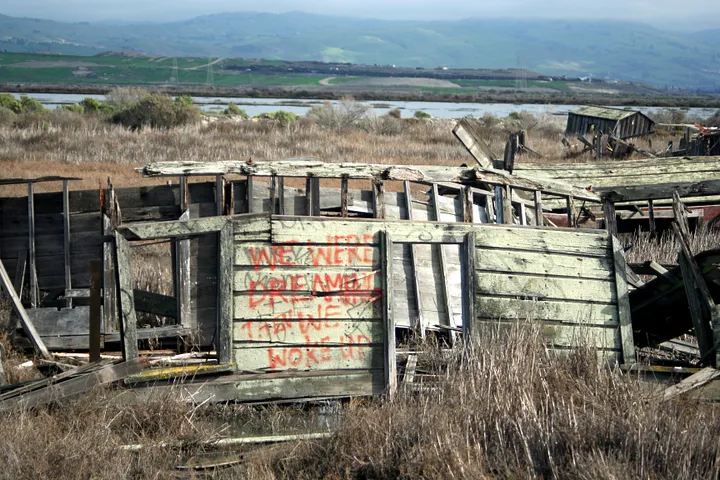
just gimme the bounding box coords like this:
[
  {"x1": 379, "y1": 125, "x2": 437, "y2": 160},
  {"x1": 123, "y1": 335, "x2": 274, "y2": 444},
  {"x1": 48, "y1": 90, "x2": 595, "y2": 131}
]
[
  {"x1": 62, "y1": 180, "x2": 72, "y2": 308},
  {"x1": 462, "y1": 232, "x2": 477, "y2": 347},
  {"x1": 600, "y1": 179, "x2": 720, "y2": 203},
  {"x1": 138, "y1": 160, "x2": 600, "y2": 202},
  {"x1": 381, "y1": 231, "x2": 397, "y2": 396},
  {"x1": 432, "y1": 184, "x2": 457, "y2": 341},
  {"x1": 0, "y1": 259, "x2": 52, "y2": 359},
  {"x1": 217, "y1": 221, "x2": 233, "y2": 365},
  {"x1": 403, "y1": 181, "x2": 425, "y2": 337},
  {"x1": 114, "y1": 233, "x2": 139, "y2": 361}
]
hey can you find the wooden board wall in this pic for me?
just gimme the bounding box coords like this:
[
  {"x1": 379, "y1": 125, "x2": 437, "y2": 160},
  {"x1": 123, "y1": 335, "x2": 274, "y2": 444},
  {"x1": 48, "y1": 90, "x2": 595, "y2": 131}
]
[{"x1": 231, "y1": 215, "x2": 387, "y2": 396}]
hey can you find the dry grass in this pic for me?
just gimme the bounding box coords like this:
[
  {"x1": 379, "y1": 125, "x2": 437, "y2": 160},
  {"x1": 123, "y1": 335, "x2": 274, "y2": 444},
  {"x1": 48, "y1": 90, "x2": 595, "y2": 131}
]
[
  {"x1": 242, "y1": 324, "x2": 720, "y2": 479},
  {"x1": 625, "y1": 223, "x2": 720, "y2": 265}
]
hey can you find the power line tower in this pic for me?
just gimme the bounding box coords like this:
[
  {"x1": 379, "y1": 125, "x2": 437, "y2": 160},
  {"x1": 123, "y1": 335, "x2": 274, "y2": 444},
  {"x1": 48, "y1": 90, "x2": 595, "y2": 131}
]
[
  {"x1": 170, "y1": 57, "x2": 179, "y2": 85},
  {"x1": 206, "y1": 58, "x2": 215, "y2": 88}
]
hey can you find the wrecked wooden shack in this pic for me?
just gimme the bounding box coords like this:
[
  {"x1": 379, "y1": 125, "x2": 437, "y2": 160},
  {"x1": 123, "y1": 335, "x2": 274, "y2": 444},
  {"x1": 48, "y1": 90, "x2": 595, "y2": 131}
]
[
  {"x1": 565, "y1": 106, "x2": 655, "y2": 140},
  {"x1": 0, "y1": 159, "x2": 642, "y2": 406}
]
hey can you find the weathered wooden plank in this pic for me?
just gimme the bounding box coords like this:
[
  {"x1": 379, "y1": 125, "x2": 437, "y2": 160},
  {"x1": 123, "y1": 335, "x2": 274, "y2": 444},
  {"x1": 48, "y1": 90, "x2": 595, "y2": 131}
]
[
  {"x1": 146, "y1": 370, "x2": 386, "y2": 403},
  {"x1": 133, "y1": 289, "x2": 177, "y2": 318},
  {"x1": 476, "y1": 297, "x2": 619, "y2": 325},
  {"x1": 119, "y1": 216, "x2": 230, "y2": 241},
  {"x1": 476, "y1": 248, "x2": 613, "y2": 281},
  {"x1": 103, "y1": 214, "x2": 117, "y2": 333},
  {"x1": 139, "y1": 161, "x2": 601, "y2": 202},
  {"x1": 233, "y1": 292, "x2": 382, "y2": 320},
  {"x1": 432, "y1": 184, "x2": 456, "y2": 335},
  {"x1": 661, "y1": 367, "x2": 720, "y2": 401},
  {"x1": 234, "y1": 268, "x2": 381, "y2": 292},
  {"x1": 25, "y1": 306, "x2": 92, "y2": 336},
  {"x1": 601, "y1": 180, "x2": 720, "y2": 202},
  {"x1": 0, "y1": 259, "x2": 52, "y2": 359},
  {"x1": 474, "y1": 321, "x2": 620, "y2": 349},
  {"x1": 341, "y1": 176, "x2": 349, "y2": 217},
  {"x1": 175, "y1": 209, "x2": 193, "y2": 332},
  {"x1": 463, "y1": 232, "x2": 476, "y2": 340},
  {"x1": 382, "y1": 231, "x2": 396, "y2": 395},
  {"x1": 218, "y1": 221, "x2": 234, "y2": 365},
  {"x1": 270, "y1": 217, "x2": 611, "y2": 255},
  {"x1": 476, "y1": 273, "x2": 617, "y2": 303},
  {"x1": 62, "y1": 180, "x2": 72, "y2": 308},
  {"x1": 115, "y1": 233, "x2": 139, "y2": 361},
  {"x1": 234, "y1": 243, "x2": 380, "y2": 269},
  {"x1": 452, "y1": 118, "x2": 495, "y2": 168},
  {"x1": 89, "y1": 261, "x2": 103, "y2": 361},
  {"x1": 612, "y1": 236, "x2": 636, "y2": 364},
  {"x1": 28, "y1": 182, "x2": 37, "y2": 307},
  {"x1": 403, "y1": 182, "x2": 424, "y2": 335},
  {"x1": 534, "y1": 191, "x2": 543, "y2": 226},
  {"x1": 232, "y1": 344, "x2": 383, "y2": 372},
  {"x1": 233, "y1": 319, "x2": 383, "y2": 344}
]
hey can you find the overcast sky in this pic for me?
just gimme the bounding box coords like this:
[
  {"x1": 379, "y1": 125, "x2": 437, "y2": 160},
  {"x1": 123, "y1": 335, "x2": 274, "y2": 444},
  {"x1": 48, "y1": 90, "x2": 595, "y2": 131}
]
[{"x1": 1, "y1": 0, "x2": 714, "y2": 30}]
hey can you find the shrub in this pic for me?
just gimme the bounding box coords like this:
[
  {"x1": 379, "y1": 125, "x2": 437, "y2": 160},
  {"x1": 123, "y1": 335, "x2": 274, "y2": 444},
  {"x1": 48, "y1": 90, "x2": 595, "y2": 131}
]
[
  {"x1": 111, "y1": 93, "x2": 200, "y2": 130},
  {"x1": 17, "y1": 96, "x2": 45, "y2": 114},
  {"x1": 174, "y1": 95, "x2": 194, "y2": 107},
  {"x1": 387, "y1": 108, "x2": 402, "y2": 119},
  {"x1": 62, "y1": 104, "x2": 85, "y2": 114},
  {"x1": 414, "y1": 110, "x2": 431, "y2": 119},
  {"x1": 0, "y1": 93, "x2": 19, "y2": 112},
  {"x1": 46, "y1": 108, "x2": 87, "y2": 130},
  {"x1": 307, "y1": 98, "x2": 370, "y2": 131},
  {"x1": 224, "y1": 102, "x2": 249, "y2": 118},
  {"x1": 266, "y1": 110, "x2": 299, "y2": 128},
  {"x1": 0, "y1": 106, "x2": 16, "y2": 126},
  {"x1": 104, "y1": 87, "x2": 151, "y2": 109}
]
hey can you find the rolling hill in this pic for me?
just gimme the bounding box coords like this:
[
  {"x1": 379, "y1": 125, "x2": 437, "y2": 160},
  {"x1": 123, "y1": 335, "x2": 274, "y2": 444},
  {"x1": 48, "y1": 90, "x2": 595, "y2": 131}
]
[{"x1": 1, "y1": 12, "x2": 719, "y2": 90}]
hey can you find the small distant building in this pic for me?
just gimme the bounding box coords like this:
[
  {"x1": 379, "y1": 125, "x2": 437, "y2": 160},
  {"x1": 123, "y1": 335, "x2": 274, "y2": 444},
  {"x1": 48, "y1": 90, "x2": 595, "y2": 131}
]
[{"x1": 566, "y1": 106, "x2": 654, "y2": 140}]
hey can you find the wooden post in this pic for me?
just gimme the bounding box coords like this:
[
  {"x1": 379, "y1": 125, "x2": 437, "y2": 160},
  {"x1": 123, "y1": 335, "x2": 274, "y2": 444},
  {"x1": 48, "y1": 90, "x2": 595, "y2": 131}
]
[
  {"x1": 175, "y1": 178, "x2": 193, "y2": 335},
  {"x1": 304, "y1": 175, "x2": 313, "y2": 216},
  {"x1": 648, "y1": 199, "x2": 656, "y2": 235},
  {"x1": 103, "y1": 182, "x2": 118, "y2": 334},
  {"x1": 269, "y1": 175, "x2": 277, "y2": 214},
  {"x1": 595, "y1": 131, "x2": 603, "y2": 160},
  {"x1": 89, "y1": 260, "x2": 102, "y2": 362},
  {"x1": 224, "y1": 181, "x2": 235, "y2": 215},
  {"x1": 215, "y1": 175, "x2": 225, "y2": 216},
  {"x1": 463, "y1": 187, "x2": 474, "y2": 223},
  {"x1": 217, "y1": 221, "x2": 233, "y2": 365},
  {"x1": 27, "y1": 182, "x2": 37, "y2": 308},
  {"x1": 494, "y1": 186, "x2": 504, "y2": 224},
  {"x1": 519, "y1": 202, "x2": 527, "y2": 226},
  {"x1": 311, "y1": 177, "x2": 321, "y2": 216},
  {"x1": 679, "y1": 255, "x2": 714, "y2": 360},
  {"x1": 277, "y1": 177, "x2": 285, "y2": 215},
  {"x1": 373, "y1": 179, "x2": 385, "y2": 219},
  {"x1": 603, "y1": 200, "x2": 617, "y2": 236},
  {"x1": 431, "y1": 183, "x2": 456, "y2": 342},
  {"x1": 462, "y1": 233, "x2": 477, "y2": 344},
  {"x1": 566, "y1": 194, "x2": 575, "y2": 228},
  {"x1": 246, "y1": 176, "x2": 254, "y2": 214},
  {"x1": 381, "y1": 231, "x2": 396, "y2": 396},
  {"x1": 404, "y1": 182, "x2": 425, "y2": 337},
  {"x1": 0, "y1": 259, "x2": 51, "y2": 359},
  {"x1": 340, "y1": 176, "x2": 349, "y2": 218},
  {"x1": 62, "y1": 180, "x2": 72, "y2": 308},
  {"x1": 114, "y1": 233, "x2": 138, "y2": 361},
  {"x1": 612, "y1": 236, "x2": 636, "y2": 364},
  {"x1": 502, "y1": 186, "x2": 512, "y2": 224},
  {"x1": 485, "y1": 191, "x2": 496, "y2": 223}
]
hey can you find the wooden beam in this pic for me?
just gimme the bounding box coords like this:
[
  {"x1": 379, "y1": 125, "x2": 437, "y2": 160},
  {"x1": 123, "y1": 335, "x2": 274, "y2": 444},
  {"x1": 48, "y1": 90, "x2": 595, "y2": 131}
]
[
  {"x1": 612, "y1": 236, "x2": 636, "y2": 364},
  {"x1": 217, "y1": 221, "x2": 233, "y2": 365},
  {"x1": 304, "y1": 175, "x2": 312, "y2": 216},
  {"x1": 138, "y1": 160, "x2": 601, "y2": 202},
  {"x1": 452, "y1": 118, "x2": 495, "y2": 168},
  {"x1": 89, "y1": 260, "x2": 102, "y2": 362},
  {"x1": 246, "y1": 176, "x2": 254, "y2": 213},
  {"x1": 215, "y1": 175, "x2": 225, "y2": 216},
  {"x1": 432, "y1": 184, "x2": 457, "y2": 341},
  {"x1": 462, "y1": 233, "x2": 477, "y2": 343},
  {"x1": 600, "y1": 179, "x2": 720, "y2": 203},
  {"x1": 119, "y1": 216, "x2": 232, "y2": 241},
  {"x1": 62, "y1": 180, "x2": 72, "y2": 308},
  {"x1": 381, "y1": 231, "x2": 397, "y2": 396},
  {"x1": 463, "y1": 186, "x2": 474, "y2": 223},
  {"x1": 373, "y1": 179, "x2": 385, "y2": 219},
  {"x1": 494, "y1": 186, "x2": 504, "y2": 224},
  {"x1": 566, "y1": 194, "x2": 575, "y2": 228},
  {"x1": 269, "y1": 175, "x2": 277, "y2": 214},
  {"x1": 133, "y1": 289, "x2": 178, "y2": 318},
  {"x1": 27, "y1": 182, "x2": 37, "y2": 308},
  {"x1": 503, "y1": 185, "x2": 513, "y2": 225},
  {"x1": 404, "y1": 181, "x2": 425, "y2": 337},
  {"x1": 114, "y1": 232, "x2": 139, "y2": 361},
  {"x1": 678, "y1": 256, "x2": 714, "y2": 360},
  {"x1": 603, "y1": 200, "x2": 617, "y2": 236},
  {"x1": 277, "y1": 176, "x2": 285, "y2": 215},
  {"x1": 648, "y1": 199, "x2": 656, "y2": 235},
  {"x1": 0, "y1": 259, "x2": 51, "y2": 359},
  {"x1": 403, "y1": 354, "x2": 417, "y2": 384},
  {"x1": 311, "y1": 176, "x2": 321, "y2": 216},
  {"x1": 340, "y1": 176, "x2": 349, "y2": 218},
  {"x1": 660, "y1": 367, "x2": 720, "y2": 402}
]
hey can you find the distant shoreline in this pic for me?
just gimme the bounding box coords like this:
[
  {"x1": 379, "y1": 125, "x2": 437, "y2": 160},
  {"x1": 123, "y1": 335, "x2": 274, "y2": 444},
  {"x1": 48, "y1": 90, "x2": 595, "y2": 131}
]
[{"x1": 2, "y1": 82, "x2": 719, "y2": 109}]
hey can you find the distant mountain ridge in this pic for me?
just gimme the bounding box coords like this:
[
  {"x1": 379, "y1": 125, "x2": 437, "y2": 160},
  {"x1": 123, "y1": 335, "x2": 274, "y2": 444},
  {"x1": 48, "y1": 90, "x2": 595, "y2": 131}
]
[{"x1": 1, "y1": 11, "x2": 719, "y2": 90}]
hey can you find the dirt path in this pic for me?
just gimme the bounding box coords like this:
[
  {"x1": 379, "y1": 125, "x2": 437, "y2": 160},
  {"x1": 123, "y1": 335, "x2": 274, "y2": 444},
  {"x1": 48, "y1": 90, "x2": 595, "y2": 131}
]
[
  {"x1": 187, "y1": 57, "x2": 226, "y2": 71},
  {"x1": 319, "y1": 76, "x2": 336, "y2": 86}
]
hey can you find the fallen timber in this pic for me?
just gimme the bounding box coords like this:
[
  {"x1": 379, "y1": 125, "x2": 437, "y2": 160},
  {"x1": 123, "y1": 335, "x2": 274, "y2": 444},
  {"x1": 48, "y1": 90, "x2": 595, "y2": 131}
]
[{"x1": 3, "y1": 154, "x2": 720, "y2": 406}]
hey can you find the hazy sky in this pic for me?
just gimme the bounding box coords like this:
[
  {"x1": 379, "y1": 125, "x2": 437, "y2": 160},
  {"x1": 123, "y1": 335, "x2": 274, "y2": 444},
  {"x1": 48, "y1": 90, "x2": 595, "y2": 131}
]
[{"x1": 1, "y1": 0, "x2": 714, "y2": 30}]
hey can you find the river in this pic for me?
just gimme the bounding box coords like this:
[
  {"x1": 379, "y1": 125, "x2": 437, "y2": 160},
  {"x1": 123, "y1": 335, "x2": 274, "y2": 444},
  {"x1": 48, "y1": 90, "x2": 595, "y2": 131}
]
[{"x1": 11, "y1": 92, "x2": 718, "y2": 120}]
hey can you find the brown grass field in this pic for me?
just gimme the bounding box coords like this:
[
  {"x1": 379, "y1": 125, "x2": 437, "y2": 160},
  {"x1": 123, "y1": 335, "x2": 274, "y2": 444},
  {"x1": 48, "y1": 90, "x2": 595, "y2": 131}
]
[{"x1": 1, "y1": 102, "x2": 720, "y2": 478}]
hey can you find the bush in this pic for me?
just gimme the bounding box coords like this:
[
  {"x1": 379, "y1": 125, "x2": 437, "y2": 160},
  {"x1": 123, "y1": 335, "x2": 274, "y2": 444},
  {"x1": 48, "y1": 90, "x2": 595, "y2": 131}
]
[
  {"x1": 174, "y1": 95, "x2": 194, "y2": 107},
  {"x1": 307, "y1": 98, "x2": 370, "y2": 131},
  {"x1": 62, "y1": 104, "x2": 85, "y2": 114},
  {"x1": 0, "y1": 106, "x2": 17, "y2": 126},
  {"x1": 0, "y1": 93, "x2": 19, "y2": 113},
  {"x1": 266, "y1": 110, "x2": 299, "y2": 128},
  {"x1": 414, "y1": 110, "x2": 431, "y2": 119},
  {"x1": 46, "y1": 109, "x2": 87, "y2": 130},
  {"x1": 17, "y1": 96, "x2": 45, "y2": 114},
  {"x1": 104, "y1": 87, "x2": 151, "y2": 109},
  {"x1": 224, "y1": 102, "x2": 249, "y2": 118},
  {"x1": 111, "y1": 93, "x2": 201, "y2": 130}
]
